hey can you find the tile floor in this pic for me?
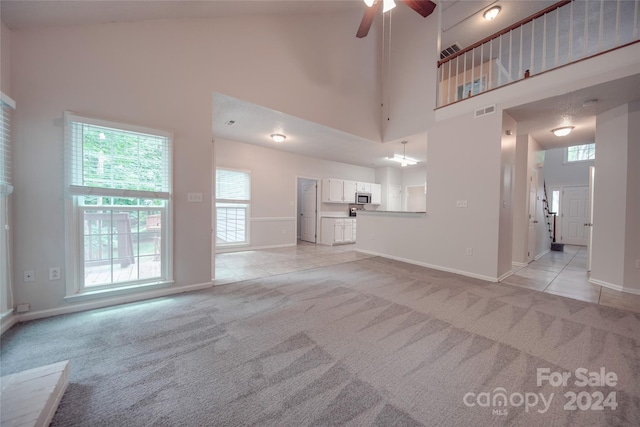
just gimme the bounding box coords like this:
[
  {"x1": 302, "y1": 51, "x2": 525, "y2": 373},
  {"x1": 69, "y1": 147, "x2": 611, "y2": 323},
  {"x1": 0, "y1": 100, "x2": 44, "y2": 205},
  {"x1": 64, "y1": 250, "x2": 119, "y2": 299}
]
[
  {"x1": 214, "y1": 241, "x2": 376, "y2": 285},
  {"x1": 214, "y1": 242, "x2": 640, "y2": 314},
  {"x1": 503, "y1": 245, "x2": 640, "y2": 313}
]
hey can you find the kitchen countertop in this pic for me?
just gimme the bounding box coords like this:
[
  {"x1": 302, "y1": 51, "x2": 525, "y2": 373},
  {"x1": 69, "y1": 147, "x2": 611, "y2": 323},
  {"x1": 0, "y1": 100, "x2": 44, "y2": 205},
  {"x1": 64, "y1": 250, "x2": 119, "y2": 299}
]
[
  {"x1": 321, "y1": 215, "x2": 354, "y2": 218},
  {"x1": 356, "y1": 210, "x2": 426, "y2": 216}
]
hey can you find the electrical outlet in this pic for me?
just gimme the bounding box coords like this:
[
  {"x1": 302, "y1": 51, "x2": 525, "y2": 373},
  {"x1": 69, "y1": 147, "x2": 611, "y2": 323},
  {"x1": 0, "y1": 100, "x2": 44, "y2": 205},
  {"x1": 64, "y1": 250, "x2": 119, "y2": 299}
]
[
  {"x1": 636, "y1": 259, "x2": 640, "y2": 269},
  {"x1": 466, "y1": 247, "x2": 473, "y2": 256},
  {"x1": 16, "y1": 303, "x2": 30, "y2": 313},
  {"x1": 457, "y1": 200, "x2": 468, "y2": 208},
  {"x1": 49, "y1": 267, "x2": 61, "y2": 281},
  {"x1": 23, "y1": 270, "x2": 35, "y2": 282}
]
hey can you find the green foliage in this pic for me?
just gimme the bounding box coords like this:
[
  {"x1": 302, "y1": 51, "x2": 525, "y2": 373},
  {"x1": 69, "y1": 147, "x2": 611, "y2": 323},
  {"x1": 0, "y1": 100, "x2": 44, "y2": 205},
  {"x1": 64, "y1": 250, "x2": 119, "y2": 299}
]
[{"x1": 82, "y1": 125, "x2": 166, "y2": 192}]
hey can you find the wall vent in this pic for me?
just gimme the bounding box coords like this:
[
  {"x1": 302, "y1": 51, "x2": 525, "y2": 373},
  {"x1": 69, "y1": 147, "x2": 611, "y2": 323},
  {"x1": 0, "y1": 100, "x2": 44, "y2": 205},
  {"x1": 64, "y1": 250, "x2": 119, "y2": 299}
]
[
  {"x1": 440, "y1": 43, "x2": 462, "y2": 60},
  {"x1": 474, "y1": 105, "x2": 496, "y2": 118}
]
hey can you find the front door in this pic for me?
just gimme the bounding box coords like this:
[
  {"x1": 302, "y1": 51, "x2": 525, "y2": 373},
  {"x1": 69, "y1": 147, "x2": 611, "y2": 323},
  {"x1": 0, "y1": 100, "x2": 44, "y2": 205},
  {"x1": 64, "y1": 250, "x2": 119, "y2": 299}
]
[
  {"x1": 561, "y1": 186, "x2": 589, "y2": 245},
  {"x1": 301, "y1": 181, "x2": 317, "y2": 243}
]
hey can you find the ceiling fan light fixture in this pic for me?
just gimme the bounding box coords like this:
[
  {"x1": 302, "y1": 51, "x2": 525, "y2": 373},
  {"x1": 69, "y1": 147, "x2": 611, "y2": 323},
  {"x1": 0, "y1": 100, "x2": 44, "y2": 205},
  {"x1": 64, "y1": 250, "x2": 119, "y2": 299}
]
[
  {"x1": 551, "y1": 126, "x2": 574, "y2": 137},
  {"x1": 382, "y1": 0, "x2": 396, "y2": 13},
  {"x1": 363, "y1": 0, "x2": 375, "y2": 7},
  {"x1": 483, "y1": 6, "x2": 501, "y2": 20},
  {"x1": 270, "y1": 133, "x2": 286, "y2": 143}
]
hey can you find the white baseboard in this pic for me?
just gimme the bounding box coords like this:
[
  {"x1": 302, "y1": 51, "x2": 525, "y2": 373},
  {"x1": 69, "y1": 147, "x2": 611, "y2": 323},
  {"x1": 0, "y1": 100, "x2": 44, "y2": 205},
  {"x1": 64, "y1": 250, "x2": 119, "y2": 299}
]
[
  {"x1": 16, "y1": 281, "x2": 214, "y2": 322},
  {"x1": 355, "y1": 249, "x2": 499, "y2": 282},
  {"x1": 1, "y1": 310, "x2": 18, "y2": 335},
  {"x1": 216, "y1": 242, "x2": 296, "y2": 254},
  {"x1": 512, "y1": 261, "x2": 528, "y2": 268},
  {"x1": 589, "y1": 278, "x2": 640, "y2": 295},
  {"x1": 535, "y1": 250, "x2": 550, "y2": 260}
]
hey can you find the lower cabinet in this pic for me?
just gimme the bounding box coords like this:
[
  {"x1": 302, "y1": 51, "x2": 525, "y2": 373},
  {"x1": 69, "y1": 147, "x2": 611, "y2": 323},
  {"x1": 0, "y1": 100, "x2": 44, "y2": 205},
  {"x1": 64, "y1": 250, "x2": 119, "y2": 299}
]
[{"x1": 321, "y1": 218, "x2": 356, "y2": 245}]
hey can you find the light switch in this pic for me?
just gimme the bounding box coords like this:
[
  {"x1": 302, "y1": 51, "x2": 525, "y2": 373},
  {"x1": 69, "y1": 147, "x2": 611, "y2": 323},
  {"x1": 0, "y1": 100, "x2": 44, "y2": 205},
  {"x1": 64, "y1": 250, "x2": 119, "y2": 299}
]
[{"x1": 187, "y1": 193, "x2": 203, "y2": 203}]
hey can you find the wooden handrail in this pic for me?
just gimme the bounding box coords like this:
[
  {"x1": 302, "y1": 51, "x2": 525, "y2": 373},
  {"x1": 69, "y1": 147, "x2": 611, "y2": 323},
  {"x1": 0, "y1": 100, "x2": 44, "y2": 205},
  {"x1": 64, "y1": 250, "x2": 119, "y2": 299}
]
[{"x1": 438, "y1": 0, "x2": 572, "y2": 67}]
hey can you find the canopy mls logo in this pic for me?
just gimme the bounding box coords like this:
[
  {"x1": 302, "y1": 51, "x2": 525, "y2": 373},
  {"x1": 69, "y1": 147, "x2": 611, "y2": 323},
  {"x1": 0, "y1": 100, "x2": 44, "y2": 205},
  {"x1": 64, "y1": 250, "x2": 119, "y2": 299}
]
[{"x1": 463, "y1": 367, "x2": 618, "y2": 416}]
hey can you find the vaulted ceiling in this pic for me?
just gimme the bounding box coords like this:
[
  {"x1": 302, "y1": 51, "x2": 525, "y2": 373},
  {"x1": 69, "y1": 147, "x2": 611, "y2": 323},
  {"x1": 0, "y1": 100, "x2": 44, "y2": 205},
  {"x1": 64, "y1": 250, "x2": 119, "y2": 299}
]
[{"x1": 2, "y1": 1, "x2": 634, "y2": 166}]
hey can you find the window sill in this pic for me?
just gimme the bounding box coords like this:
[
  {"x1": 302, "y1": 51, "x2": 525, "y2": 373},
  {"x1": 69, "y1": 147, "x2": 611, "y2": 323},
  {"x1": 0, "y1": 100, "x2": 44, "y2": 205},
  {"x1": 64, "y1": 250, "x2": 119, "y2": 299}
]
[{"x1": 64, "y1": 280, "x2": 174, "y2": 303}]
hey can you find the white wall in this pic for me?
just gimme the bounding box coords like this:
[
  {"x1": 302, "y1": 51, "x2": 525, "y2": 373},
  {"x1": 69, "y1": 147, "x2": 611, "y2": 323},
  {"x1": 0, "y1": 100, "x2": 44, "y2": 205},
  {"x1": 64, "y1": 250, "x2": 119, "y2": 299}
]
[
  {"x1": 383, "y1": 6, "x2": 438, "y2": 142},
  {"x1": 591, "y1": 102, "x2": 640, "y2": 293},
  {"x1": 528, "y1": 138, "x2": 550, "y2": 259},
  {"x1": 543, "y1": 147, "x2": 594, "y2": 188},
  {"x1": 9, "y1": 13, "x2": 379, "y2": 313},
  {"x1": 357, "y1": 109, "x2": 504, "y2": 281},
  {"x1": 216, "y1": 139, "x2": 374, "y2": 250},
  {"x1": 1, "y1": 23, "x2": 10, "y2": 96},
  {"x1": 512, "y1": 135, "x2": 528, "y2": 265},
  {"x1": 498, "y1": 112, "x2": 516, "y2": 278}
]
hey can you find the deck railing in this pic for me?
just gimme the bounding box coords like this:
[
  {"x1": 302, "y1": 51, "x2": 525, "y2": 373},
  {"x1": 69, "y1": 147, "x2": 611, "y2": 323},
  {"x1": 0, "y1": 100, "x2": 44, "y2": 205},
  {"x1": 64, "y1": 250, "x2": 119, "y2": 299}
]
[{"x1": 437, "y1": 0, "x2": 640, "y2": 107}]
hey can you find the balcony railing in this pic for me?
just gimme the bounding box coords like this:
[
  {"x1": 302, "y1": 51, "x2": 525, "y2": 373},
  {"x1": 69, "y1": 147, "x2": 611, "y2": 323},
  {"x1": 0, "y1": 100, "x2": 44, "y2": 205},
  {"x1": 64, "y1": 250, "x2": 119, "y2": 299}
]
[{"x1": 437, "y1": 0, "x2": 640, "y2": 107}]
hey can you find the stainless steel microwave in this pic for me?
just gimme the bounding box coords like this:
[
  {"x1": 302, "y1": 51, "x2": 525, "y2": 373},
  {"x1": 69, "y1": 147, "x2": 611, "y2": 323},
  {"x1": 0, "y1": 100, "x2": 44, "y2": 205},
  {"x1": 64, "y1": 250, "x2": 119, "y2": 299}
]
[{"x1": 355, "y1": 192, "x2": 371, "y2": 204}]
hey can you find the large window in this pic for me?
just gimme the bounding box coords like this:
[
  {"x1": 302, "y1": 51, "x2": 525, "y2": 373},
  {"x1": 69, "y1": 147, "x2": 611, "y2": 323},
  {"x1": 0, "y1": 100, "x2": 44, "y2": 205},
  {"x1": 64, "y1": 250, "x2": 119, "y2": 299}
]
[
  {"x1": 65, "y1": 113, "x2": 172, "y2": 294},
  {"x1": 216, "y1": 168, "x2": 250, "y2": 246},
  {"x1": 0, "y1": 93, "x2": 15, "y2": 314},
  {"x1": 566, "y1": 143, "x2": 595, "y2": 162}
]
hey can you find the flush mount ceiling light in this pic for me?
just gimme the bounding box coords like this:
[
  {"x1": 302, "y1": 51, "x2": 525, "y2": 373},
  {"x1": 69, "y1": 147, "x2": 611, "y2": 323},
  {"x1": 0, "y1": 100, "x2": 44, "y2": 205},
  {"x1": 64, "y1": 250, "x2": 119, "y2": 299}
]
[
  {"x1": 551, "y1": 126, "x2": 574, "y2": 137},
  {"x1": 388, "y1": 141, "x2": 417, "y2": 167},
  {"x1": 483, "y1": 6, "x2": 501, "y2": 20},
  {"x1": 270, "y1": 133, "x2": 286, "y2": 143}
]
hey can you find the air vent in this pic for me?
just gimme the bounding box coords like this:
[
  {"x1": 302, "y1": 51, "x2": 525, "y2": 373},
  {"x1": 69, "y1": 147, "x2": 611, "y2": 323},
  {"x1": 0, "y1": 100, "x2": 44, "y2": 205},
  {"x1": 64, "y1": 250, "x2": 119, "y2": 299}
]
[
  {"x1": 474, "y1": 105, "x2": 497, "y2": 118},
  {"x1": 440, "y1": 42, "x2": 462, "y2": 60}
]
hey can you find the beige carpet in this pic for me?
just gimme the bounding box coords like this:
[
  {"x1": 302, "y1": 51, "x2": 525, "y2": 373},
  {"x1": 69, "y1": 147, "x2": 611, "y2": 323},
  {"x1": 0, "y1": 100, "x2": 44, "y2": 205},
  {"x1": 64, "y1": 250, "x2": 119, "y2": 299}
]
[{"x1": 1, "y1": 256, "x2": 638, "y2": 426}]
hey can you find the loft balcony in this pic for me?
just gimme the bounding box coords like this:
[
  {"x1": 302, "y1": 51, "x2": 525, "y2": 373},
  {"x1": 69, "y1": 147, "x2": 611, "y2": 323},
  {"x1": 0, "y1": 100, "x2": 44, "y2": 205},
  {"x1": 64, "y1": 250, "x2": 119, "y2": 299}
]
[{"x1": 437, "y1": 0, "x2": 640, "y2": 108}]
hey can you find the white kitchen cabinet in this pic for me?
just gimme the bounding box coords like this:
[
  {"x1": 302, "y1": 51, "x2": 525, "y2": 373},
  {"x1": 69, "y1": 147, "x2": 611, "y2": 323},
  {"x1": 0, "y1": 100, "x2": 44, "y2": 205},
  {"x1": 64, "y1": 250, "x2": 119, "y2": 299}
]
[
  {"x1": 321, "y1": 218, "x2": 356, "y2": 245},
  {"x1": 322, "y1": 178, "x2": 357, "y2": 204},
  {"x1": 356, "y1": 182, "x2": 372, "y2": 193},
  {"x1": 343, "y1": 180, "x2": 357, "y2": 203},
  {"x1": 371, "y1": 183, "x2": 382, "y2": 205}
]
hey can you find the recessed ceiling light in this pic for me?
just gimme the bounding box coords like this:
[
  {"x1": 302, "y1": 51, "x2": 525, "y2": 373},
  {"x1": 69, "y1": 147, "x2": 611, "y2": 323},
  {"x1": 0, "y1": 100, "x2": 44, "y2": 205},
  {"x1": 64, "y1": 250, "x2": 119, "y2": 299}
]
[
  {"x1": 271, "y1": 134, "x2": 286, "y2": 143},
  {"x1": 483, "y1": 6, "x2": 501, "y2": 20},
  {"x1": 582, "y1": 99, "x2": 598, "y2": 107},
  {"x1": 551, "y1": 126, "x2": 574, "y2": 137}
]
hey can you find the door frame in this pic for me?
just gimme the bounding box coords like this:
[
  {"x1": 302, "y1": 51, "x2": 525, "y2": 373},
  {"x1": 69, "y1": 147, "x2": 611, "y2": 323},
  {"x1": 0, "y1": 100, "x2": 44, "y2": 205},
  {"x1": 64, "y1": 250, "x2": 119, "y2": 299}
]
[{"x1": 296, "y1": 176, "x2": 320, "y2": 244}]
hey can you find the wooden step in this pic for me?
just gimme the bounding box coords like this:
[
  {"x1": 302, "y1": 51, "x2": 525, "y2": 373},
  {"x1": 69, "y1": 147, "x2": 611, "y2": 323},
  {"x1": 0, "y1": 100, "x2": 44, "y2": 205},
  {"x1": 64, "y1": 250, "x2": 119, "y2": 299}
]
[{"x1": 1, "y1": 361, "x2": 69, "y2": 427}]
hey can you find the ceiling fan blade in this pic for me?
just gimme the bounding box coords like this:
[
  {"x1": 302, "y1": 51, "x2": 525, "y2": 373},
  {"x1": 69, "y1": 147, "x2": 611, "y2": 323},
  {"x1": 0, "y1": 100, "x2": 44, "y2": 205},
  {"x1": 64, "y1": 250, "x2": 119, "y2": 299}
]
[
  {"x1": 356, "y1": 0, "x2": 381, "y2": 38},
  {"x1": 400, "y1": 0, "x2": 436, "y2": 18}
]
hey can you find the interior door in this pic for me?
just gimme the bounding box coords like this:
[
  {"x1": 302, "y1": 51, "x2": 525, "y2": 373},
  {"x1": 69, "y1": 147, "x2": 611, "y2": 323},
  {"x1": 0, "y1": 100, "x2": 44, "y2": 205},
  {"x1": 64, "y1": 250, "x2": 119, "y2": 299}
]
[
  {"x1": 528, "y1": 169, "x2": 538, "y2": 262},
  {"x1": 561, "y1": 186, "x2": 589, "y2": 245},
  {"x1": 586, "y1": 167, "x2": 595, "y2": 270},
  {"x1": 301, "y1": 181, "x2": 317, "y2": 243}
]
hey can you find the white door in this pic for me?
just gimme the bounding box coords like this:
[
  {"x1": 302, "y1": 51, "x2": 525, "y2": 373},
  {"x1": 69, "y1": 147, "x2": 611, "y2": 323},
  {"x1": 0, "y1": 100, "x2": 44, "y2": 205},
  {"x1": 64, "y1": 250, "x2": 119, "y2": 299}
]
[
  {"x1": 301, "y1": 181, "x2": 317, "y2": 243},
  {"x1": 388, "y1": 185, "x2": 402, "y2": 211},
  {"x1": 561, "y1": 186, "x2": 589, "y2": 245},
  {"x1": 586, "y1": 168, "x2": 595, "y2": 270},
  {"x1": 528, "y1": 169, "x2": 538, "y2": 262}
]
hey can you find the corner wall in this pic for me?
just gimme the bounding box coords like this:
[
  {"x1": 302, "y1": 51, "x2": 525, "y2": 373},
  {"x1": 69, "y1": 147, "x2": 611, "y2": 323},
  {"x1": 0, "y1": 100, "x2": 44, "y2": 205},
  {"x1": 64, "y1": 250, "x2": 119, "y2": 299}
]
[{"x1": 591, "y1": 102, "x2": 640, "y2": 293}]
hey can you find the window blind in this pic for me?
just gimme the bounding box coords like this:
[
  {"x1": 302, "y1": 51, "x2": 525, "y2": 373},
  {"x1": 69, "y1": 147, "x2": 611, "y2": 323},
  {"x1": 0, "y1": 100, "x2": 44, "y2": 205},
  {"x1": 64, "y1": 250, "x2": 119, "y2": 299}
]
[
  {"x1": 216, "y1": 169, "x2": 250, "y2": 201},
  {"x1": 65, "y1": 112, "x2": 172, "y2": 199},
  {"x1": 0, "y1": 93, "x2": 15, "y2": 196}
]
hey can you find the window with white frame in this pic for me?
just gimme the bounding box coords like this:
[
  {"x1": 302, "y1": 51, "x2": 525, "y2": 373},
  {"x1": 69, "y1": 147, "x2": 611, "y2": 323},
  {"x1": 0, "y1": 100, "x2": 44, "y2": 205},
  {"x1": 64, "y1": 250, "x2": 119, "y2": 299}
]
[
  {"x1": 566, "y1": 143, "x2": 595, "y2": 162},
  {"x1": 0, "y1": 93, "x2": 15, "y2": 314},
  {"x1": 65, "y1": 112, "x2": 172, "y2": 294},
  {"x1": 216, "y1": 168, "x2": 250, "y2": 246}
]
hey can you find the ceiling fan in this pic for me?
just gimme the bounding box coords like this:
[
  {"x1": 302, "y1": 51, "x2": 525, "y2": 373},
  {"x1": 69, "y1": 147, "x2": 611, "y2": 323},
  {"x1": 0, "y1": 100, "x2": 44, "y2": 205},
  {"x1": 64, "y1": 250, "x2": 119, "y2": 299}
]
[{"x1": 356, "y1": 0, "x2": 437, "y2": 38}]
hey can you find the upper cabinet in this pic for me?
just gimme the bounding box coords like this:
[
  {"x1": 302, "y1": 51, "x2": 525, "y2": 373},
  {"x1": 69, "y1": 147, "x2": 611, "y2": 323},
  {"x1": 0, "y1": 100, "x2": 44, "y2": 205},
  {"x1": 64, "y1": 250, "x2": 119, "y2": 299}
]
[
  {"x1": 356, "y1": 182, "x2": 372, "y2": 193},
  {"x1": 323, "y1": 178, "x2": 380, "y2": 205},
  {"x1": 322, "y1": 178, "x2": 357, "y2": 203}
]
